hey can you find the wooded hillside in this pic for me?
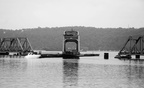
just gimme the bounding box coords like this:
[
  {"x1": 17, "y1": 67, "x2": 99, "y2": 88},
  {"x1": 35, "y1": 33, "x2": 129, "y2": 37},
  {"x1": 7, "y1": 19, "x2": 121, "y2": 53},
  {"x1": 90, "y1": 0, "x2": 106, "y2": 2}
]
[{"x1": 0, "y1": 26, "x2": 144, "y2": 51}]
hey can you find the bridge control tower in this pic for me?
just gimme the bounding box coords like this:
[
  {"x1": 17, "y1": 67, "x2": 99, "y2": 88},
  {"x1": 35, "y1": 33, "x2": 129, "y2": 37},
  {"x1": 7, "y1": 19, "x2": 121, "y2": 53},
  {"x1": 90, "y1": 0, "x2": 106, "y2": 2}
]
[{"x1": 62, "y1": 30, "x2": 80, "y2": 58}]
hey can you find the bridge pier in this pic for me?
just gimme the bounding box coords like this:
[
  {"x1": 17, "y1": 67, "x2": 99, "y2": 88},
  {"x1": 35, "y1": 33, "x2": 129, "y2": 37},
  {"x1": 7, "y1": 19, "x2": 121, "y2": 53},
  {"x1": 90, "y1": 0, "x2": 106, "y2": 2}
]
[
  {"x1": 104, "y1": 53, "x2": 109, "y2": 59},
  {"x1": 135, "y1": 55, "x2": 140, "y2": 59},
  {"x1": 62, "y1": 30, "x2": 80, "y2": 59}
]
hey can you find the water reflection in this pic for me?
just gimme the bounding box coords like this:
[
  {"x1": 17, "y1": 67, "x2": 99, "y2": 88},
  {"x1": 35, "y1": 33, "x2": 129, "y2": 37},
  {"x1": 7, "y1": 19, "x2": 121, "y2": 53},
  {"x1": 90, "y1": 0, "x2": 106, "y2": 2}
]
[
  {"x1": 123, "y1": 60, "x2": 144, "y2": 88},
  {"x1": 127, "y1": 60, "x2": 144, "y2": 79},
  {"x1": 0, "y1": 58, "x2": 27, "y2": 71},
  {"x1": 63, "y1": 59, "x2": 79, "y2": 88},
  {"x1": 1, "y1": 54, "x2": 144, "y2": 88}
]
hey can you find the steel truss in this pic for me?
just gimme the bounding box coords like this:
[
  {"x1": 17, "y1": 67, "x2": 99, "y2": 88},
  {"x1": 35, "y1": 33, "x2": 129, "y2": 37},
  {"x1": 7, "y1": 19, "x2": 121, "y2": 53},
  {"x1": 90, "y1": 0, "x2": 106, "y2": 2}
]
[
  {"x1": 118, "y1": 36, "x2": 144, "y2": 55},
  {"x1": 0, "y1": 37, "x2": 33, "y2": 53}
]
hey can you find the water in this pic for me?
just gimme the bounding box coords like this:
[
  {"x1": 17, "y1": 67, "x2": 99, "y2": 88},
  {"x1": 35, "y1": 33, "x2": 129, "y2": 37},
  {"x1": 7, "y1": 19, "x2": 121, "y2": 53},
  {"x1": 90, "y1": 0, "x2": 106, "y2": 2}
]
[{"x1": 1, "y1": 51, "x2": 144, "y2": 88}]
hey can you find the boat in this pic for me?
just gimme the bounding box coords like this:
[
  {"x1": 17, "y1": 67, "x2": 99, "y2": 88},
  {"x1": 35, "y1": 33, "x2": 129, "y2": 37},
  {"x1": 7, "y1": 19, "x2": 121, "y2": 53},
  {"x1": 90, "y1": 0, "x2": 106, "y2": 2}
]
[{"x1": 25, "y1": 53, "x2": 40, "y2": 59}]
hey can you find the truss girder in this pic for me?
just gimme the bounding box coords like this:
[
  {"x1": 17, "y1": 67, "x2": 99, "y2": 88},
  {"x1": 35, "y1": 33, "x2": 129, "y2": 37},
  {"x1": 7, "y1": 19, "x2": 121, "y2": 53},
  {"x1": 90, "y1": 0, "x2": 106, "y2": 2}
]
[
  {"x1": 0, "y1": 37, "x2": 33, "y2": 52},
  {"x1": 119, "y1": 36, "x2": 144, "y2": 55}
]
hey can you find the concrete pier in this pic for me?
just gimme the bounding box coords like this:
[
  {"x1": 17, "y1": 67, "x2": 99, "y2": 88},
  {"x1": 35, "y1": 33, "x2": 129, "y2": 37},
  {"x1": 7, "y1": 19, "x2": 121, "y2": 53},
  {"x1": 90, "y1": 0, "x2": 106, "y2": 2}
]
[
  {"x1": 104, "y1": 53, "x2": 109, "y2": 59},
  {"x1": 136, "y1": 55, "x2": 140, "y2": 59}
]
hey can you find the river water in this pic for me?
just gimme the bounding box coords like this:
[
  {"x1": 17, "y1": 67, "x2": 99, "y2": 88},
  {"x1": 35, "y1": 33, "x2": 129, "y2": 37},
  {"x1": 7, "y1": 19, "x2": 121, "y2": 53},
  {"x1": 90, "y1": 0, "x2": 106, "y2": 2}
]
[{"x1": 0, "y1": 51, "x2": 144, "y2": 88}]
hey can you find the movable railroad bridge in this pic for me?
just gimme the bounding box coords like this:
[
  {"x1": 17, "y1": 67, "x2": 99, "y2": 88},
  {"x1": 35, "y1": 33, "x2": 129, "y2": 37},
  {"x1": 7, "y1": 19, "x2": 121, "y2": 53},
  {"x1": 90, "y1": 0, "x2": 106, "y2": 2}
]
[
  {"x1": 39, "y1": 29, "x2": 99, "y2": 59},
  {"x1": 115, "y1": 36, "x2": 144, "y2": 59},
  {"x1": 0, "y1": 37, "x2": 33, "y2": 55},
  {"x1": 62, "y1": 30, "x2": 80, "y2": 59}
]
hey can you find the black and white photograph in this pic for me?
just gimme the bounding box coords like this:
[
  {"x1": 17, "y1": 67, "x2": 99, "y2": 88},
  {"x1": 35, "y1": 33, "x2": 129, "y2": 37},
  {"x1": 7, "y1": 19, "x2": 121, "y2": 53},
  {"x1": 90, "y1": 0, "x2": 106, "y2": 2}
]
[{"x1": 0, "y1": 0, "x2": 144, "y2": 88}]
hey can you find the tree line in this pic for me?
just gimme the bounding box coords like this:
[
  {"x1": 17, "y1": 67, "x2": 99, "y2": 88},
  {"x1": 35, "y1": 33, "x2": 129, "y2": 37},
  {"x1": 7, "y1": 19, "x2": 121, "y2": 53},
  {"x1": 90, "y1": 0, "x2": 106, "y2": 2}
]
[{"x1": 0, "y1": 26, "x2": 144, "y2": 51}]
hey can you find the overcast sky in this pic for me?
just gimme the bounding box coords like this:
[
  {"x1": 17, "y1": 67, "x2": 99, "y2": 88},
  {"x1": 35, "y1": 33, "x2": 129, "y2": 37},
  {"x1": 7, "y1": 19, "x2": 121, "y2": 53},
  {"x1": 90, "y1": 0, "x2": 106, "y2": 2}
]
[{"x1": 0, "y1": 0, "x2": 144, "y2": 29}]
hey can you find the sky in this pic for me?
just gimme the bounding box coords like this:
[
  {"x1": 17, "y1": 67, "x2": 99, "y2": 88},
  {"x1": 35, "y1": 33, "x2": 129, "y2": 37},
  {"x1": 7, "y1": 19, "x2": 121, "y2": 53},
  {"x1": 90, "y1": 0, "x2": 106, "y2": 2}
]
[{"x1": 0, "y1": 0, "x2": 144, "y2": 29}]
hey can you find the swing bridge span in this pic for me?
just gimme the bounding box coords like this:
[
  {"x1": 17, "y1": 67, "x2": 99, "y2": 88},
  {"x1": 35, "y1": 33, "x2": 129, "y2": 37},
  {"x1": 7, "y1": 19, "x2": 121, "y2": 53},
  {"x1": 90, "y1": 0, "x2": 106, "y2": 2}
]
[
  {"x1": 116, "y1": 36, "x2": 144, "y2": 59},
  {"x1": 0, "y1": 37, "x2": 33, "y2": 55},
  {"x1": 1, "y1": 34, "x2": 143, "y2": 59},
  {"x1": 0, "y1": 30, "x2": 99, "y2": 58}
]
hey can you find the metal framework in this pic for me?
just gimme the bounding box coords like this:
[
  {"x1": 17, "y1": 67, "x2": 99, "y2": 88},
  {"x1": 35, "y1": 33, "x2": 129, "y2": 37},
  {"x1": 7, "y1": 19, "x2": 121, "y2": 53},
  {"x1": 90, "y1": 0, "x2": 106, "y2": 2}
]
[
  {"x1": 118, "y1": 36, "x2": 144, "y2": 56},
  {"x1": 0, "y1": 37, "x2": 33, "y2": 53},
  {"x1": 62, "y1": 30, "x2": 80, "y2": 56}
]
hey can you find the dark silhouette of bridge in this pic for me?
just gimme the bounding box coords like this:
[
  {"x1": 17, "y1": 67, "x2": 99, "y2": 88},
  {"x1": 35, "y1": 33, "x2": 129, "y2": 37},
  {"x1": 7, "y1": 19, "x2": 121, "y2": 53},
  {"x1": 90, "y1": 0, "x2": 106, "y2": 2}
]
[
  {"x1": 0, "y1": 37, "x2": 33, "y2": 55},
  {"x1": 62, "y1": 30, "x2": 80, "y2": 58},
  {"x1": 115, "y1": 36, "x2": 144, "y2": 59},
  {"x1": 0, "y1": 30, "x2": 99, "y2": 58}
]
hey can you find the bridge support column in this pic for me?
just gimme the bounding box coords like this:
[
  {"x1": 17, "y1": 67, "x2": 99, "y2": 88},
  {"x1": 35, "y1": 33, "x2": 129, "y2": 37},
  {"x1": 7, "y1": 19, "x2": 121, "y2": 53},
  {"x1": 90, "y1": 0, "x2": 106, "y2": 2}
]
[
  {"x1": 62, "y1": 30, "x2": 80, "y2": 59},
  {"x1": 104, "y1": 53, "x2": 109, "y2": 59},
  {"x1": 135, "y1": 55, "x2": 140, "y2": 59}
]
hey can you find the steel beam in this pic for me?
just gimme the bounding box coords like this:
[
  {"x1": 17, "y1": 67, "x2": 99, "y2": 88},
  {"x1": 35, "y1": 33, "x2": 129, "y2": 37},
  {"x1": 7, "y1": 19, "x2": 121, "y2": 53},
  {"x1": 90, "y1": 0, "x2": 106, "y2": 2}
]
[
  {"x1": 118, "y1": 36, "x2": 144, "y2": 56},
  {"x1": 0, "y1": 37, "x2": 33, "y2": 53}
]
